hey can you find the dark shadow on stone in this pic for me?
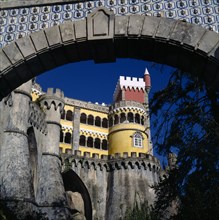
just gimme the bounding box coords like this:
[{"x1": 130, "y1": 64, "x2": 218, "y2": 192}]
[{"x1": 62, "y1": 169, "x2": 92, "y2": 220}]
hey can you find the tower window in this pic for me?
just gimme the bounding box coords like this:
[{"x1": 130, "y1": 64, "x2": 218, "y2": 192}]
[
  {"x1": 88, "y1": 115, "x2": 94, "y2": 125},
  {"x1": 102, "y1": 118, "x2": 108, "y2": 128},
  {"x1": 87, "y1": 137, "x2": 93, "y2": 148},
  {"x1": 65, "y1": 132, "x2": 72, "y2": 144},
  {"x1": 79, "y1": 135, "x2": 86, "y2": 146},
  {"x1": 95, "y1": 116, "x2": 101, "y2": 127},
  {"x1": 60, "y1": 131, "x2": 64, "y2": 142},
  {"x1": 135, "y1": 113, "x2": 140, "y2": 124},
  {"x1": 128, "y1": 112, "x2": 134, "y2": 123},
  {"x1": 94, "y1": 138, "x2": 101, "y2": 149},
  {"x1": 120, "y1": 113, "x2": 126, "y2": 123},
  {"x1": 61, "y1": 110, "x2": 65, "y2": 119},
  {"x1": 114, "y1": 114, "x2": 119, "y2": 125},
  {"x1": 133, "y1": 132, "x2": 143, "y2": 148},
  {"x1": 66, "y1": 110, "x2": 73, "y2": 121},
  {"x1": 102, "y1": 139, "x2": 108, "y2": 150},
  {"x1": 80, "y1": 113, "x2": 87, "y2": 124}
]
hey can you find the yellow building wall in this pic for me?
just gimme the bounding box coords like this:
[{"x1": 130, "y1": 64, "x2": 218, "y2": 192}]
[
  {"x1": 108, "y1": 123, "x2": 149, "y2": 156},
  {"x1": 79, "y1": 146, "x2": 108, "y2": 156}
]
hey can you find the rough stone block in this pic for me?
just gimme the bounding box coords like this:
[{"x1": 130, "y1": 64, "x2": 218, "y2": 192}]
[
  {"x1": 16, "y1": 36, "x2": 36, "y2": 58},
  {"x1": 123, "y1": 152, "x2": 128, "y2": 158},
  {"x1": 74, "y1": 150, "x2": 81, "y2": 156},
  {"x1": 198, "y1": 30, "x2": 219, "y2": 55},
  {"x1": 84, "y1": 152, "x2": 90, "y2": 158},
  {"x1": 156, "y1": 18, "x2": 176, "y2": 40},
  {"x1": 3, "y1": 43, "x2": 24, "y2": 64},
  {"x1": 0, "y1": 50, "x2": 12, "y2": 72},
  {"x1": 114, "y1": 16, "x2": 128, "y2": 37},
  {"x1": 131, "y1": 152, "x2": 137, "y2": 158},
  {"x1": 87, "y1": 7, "x2": 114, "y2": 40},
  {"x1": 44, "y1": 25, "x2": 61, "y2": 47},
  {"x1": 92, "y1": 153, "x2": 99, "y2": 159},
  {"x1": 128, "y1": 15, "x2": 144, "y2": 36},
  {"x1": 60, "y1": 21, "x2": 75, "y2": 44},
  {"x1": 139, "y1": 153, "x2": 146, "y2": 158},
  {"x1": 74, "y1": 20, "x2": 87, "y2": 41},
  {"x1": 141, "y1": 16, "x2": 160, "y2": 37},
  {"x1": 101, "y1": 155, "x2": 108, "y2": 160},
  {"x1": 114, "y1": 153, "x2": 121, "y2": 158},
  {"x1": 31, "y1": 31, "x2": 48, "y2": 52}
]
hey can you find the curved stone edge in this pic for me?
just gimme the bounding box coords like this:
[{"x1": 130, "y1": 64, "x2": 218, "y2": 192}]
[{"x1": 0, "y1": 12, "x2": 219, "y2": 99}]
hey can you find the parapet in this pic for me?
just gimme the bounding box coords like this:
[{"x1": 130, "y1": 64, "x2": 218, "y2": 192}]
[
  {"x1": 113, "y1": 76, "x2": 145, "y2": 102},
  {"x1": 39, "y1": 88, "x2": 65, "y2": 112},
  {"x1": 46, "y1": 88, "x2": 64, "y2": 99},
  {"x1": 63, "y1": 150, "x2": 161, "y2": 173},
  {"x1": 109, "y1": 100, "x2": 147, "y2": 113}
]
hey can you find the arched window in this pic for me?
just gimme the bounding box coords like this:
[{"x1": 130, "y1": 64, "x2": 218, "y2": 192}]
[
  {"x1": 114, "y1": 114, "x2": 119, "y2": 125},
  {"x1": 79, "y1": 135, "x2": 86, "y2": 146},
  {"x1": 120, "y1": 113, "x2": 126, "y2": 123},
  {"x1": 128, "y1": 112, "x2": 134, "y2": 123},
  {"x1": 66, "y1": 110, "x2": 73, "y2": 121},
  {"x1": 102, "y1": 139, "x2": 108, "y2": 150},
  {"x1": 65, "y1": 132, "x2": 72, "y2": 144},
  {"x1": 95, "y1": 116, "x2": 101, "y2": 127},
  {"x1": 94, "y1": 138, "x2": 101, "y2": 149},
  {"x1": 61, "y1": 110, "x2": 65, "y2": 120},
  {"x1": 141, "y1": 116, "x2": 145, "y2": 125},
  {"x1": 87, "y1": 137, "x2": 93, "y2": 148},
  {"x1": 135, "y1": 113, "x2": 140, "y2": 124},
  {"x1": 60, "y1": 131, "x2": 64, "y2": 142},
  {"x1": 102, "y1": 118, "x2": 108, "y2": 128},
  {"x1": 80, "y1": 113, "x2": 87, "y2": 124},
  {"x1": 109, "y1": 117, "x2": 113, "y2": 127},
  {"x1": 133, "y1": 132, "x2": 143, "y2": 148},
  {"x1": 88, "y1": 115, "x2": 94, "y2": 125}
]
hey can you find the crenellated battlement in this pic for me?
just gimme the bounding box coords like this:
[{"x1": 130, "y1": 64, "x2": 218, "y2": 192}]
[
  {"x1": 63, "y1": 150, "x2": 160, "y2": 173},
  {"x1": 39, "y1": 88, "x2": 65, "y2": 112},
  {"x1": 113, "y1": 76, "x2": 146, "y2": 102}
]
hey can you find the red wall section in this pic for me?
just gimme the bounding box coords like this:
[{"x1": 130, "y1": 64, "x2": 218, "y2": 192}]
[{"x1": 124, "y1": 88, "x2": 145, "y2": 103}]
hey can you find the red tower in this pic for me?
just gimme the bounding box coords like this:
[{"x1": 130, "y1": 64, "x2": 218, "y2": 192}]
[{"x1": 113, "y1": 68, "x2": 151, "y2": 104}]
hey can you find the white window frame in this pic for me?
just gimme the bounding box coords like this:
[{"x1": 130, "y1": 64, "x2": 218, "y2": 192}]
[{"x1": 133, "y1": 132, "x2": 143, "y2": 148}]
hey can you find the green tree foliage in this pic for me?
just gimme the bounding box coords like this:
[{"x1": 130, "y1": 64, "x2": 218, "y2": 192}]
[
  {"x1": 125, "y1": 201, "x2": 158, "y2": 220},
  {"x1": 150, "y1": 70, "x2": 219, "y2": 220}
]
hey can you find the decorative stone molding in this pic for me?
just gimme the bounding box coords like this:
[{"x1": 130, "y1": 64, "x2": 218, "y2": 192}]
[
  {"x1": 29, "y1": 101, "x2": 47, "y2": 134},
  {"x1": 87, "y1": 7, "x2": 114, "y2": 40},
  {"x1": 65, "y1": 152, "x2": 160, "y2": 173},
  {"x1": 65, "y1": 97, "x2": 109, "y2": 113}
]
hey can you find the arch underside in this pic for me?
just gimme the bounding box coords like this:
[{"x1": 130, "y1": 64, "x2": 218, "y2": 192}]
[{"x1": 0, "y1": 8, "x2": 218, "y2": 100}]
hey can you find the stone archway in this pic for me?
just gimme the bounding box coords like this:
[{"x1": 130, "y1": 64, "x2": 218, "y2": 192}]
[
  {"x1": 62, "y1": 169, "x2": 93, "y2": 220},
  {"x1": 0, "y1": 7, "x2": 218, "y2": 100}
]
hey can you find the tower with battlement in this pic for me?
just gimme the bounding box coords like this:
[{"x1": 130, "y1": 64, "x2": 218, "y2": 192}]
[{"x1": 0, "y1": 69, "x2": 161, "y2": 220}]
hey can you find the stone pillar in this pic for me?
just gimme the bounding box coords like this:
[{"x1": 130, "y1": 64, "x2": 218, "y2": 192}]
[
  {"x1": 72, "y1": 107, "x2": 80, "y2": 153},
  {"x1": 144, "y1": 69, "x2": 153, "y2": 155},
  {"x1": 0, "y1": 81, "x2": 33, "y2": 218},
  {"x1": 36, "y1": 88, "x2": 70, "y2": 219}
]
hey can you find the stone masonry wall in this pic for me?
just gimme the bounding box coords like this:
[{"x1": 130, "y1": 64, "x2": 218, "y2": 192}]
[{"x1": 65, "y1": 152, "x2": 160, "y2": 220}]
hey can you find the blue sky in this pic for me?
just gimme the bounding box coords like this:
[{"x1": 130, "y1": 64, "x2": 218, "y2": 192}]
[
  {"x1": 37, "y1": 58, "x2": 174, "y2": 164},
  {"x1": 37, "y1": 58, "x2": 173, "y2": 104}
]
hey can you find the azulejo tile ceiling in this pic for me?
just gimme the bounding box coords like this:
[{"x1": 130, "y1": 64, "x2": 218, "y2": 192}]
[{"x1": 0, "y1": 0, "x2": 218, "y2": 48}]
